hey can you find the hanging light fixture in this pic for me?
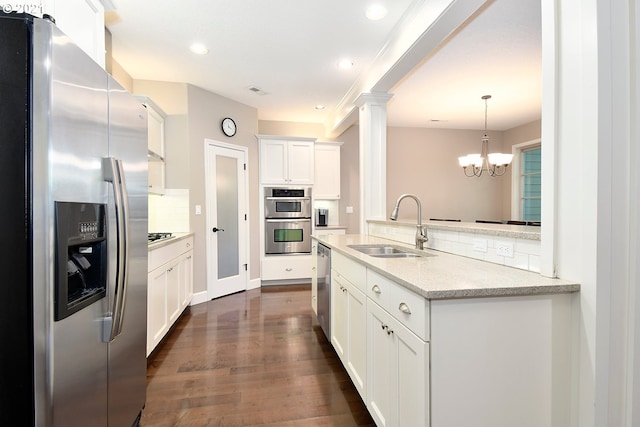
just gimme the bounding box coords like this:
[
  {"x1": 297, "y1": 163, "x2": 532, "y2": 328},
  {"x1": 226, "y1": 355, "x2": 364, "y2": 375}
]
[{"x1": 458, "y1": 95, "x2": 513, "y2": 177}]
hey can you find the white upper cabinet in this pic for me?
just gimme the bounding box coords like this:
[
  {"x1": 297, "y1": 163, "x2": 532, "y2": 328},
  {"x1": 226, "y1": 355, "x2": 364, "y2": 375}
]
[
  {"x1": 258, "y1": 136, "x2": 315, "y2": 185},
  {"x1": 42, "y1": 0, "x2": 107, "y2": 68},
  {"x1": 314, "y1": 142, "x2": 342, "y2": 199},
  {"x1": 135, "y1": 96, "x2": 166, "y2": 195}
]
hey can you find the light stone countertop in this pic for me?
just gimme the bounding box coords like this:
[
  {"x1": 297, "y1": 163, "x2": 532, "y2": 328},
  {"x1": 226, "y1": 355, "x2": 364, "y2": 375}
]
[
  {"x1": 147, "y1": 232, "x2": 194, "y2": 250},
  {"x1": 368, "y1": 219, "x2": 541, "y2": 240},
  {"x1": 315, "y1": 234, "x2": 579, "y2": 300}
]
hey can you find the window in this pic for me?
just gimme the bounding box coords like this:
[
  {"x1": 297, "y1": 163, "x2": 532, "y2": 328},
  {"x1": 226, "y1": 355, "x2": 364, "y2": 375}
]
[{"x1": 520, "y1": 145, "x2": 541, "y2": 221}]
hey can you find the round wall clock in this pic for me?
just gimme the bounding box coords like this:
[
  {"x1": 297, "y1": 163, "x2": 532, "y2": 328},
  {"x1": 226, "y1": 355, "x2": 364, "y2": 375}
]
[{"x1": 221, "y1": 117, "x2": 237, "y2": 137}]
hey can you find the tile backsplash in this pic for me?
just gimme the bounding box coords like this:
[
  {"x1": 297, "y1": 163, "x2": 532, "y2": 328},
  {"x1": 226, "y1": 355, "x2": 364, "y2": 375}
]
[
  {"x1": 368, "y1": 221, "x2": 541, "y2": 273},
  {"x1": 148, "y1": 188, "x2": 190, "y2": 232}
]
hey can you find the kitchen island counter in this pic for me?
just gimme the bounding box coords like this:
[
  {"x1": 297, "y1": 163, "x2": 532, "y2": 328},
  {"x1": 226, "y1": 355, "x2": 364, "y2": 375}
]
[{"x1": 315, "y1": 233, "x2": 579, "y2": 299}]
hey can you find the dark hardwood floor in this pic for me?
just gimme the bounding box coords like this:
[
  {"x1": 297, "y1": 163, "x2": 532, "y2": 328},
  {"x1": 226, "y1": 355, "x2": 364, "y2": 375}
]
[{"x1": 140, "y1": 284, "x2": 375, "y2": 427}]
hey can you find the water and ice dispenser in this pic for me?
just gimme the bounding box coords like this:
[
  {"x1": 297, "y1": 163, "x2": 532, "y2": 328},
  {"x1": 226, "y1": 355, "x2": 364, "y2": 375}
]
[{"x1": 54, "y1": 202, "x2": 107, "y2": 321}]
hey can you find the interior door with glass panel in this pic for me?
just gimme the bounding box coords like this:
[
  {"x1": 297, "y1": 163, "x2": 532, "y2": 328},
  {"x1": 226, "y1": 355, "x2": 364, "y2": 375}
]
[{"x1": 205, "y1": 141, "x2": 247, "y2": 299}]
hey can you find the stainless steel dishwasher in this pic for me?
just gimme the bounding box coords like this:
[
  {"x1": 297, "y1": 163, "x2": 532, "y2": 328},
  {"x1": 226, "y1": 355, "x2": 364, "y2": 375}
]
[{"x1": 316, "y1": 243, "x2": 331, "y2": 340}]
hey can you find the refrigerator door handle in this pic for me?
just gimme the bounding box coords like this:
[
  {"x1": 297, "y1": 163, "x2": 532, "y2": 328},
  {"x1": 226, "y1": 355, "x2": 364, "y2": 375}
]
[{"x1": 102, "y1": 157, "x2": 130, "y2": 342}]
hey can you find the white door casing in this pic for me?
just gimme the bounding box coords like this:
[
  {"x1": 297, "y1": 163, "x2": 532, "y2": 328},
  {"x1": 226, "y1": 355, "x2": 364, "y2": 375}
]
[{"x1": 204, "y1": 139, "x2": 248, "y2": 299}]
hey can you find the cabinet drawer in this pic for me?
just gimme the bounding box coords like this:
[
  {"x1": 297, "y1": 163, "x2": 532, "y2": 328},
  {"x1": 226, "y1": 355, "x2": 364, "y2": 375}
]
[
  {"x1": 262, "y1": 256, "x2": 312, "y2": 280},
  {"x1": 149, "y1": 236, "x2": 194, "y2": 272},
  {"x1": 332, "y1": 251, "x2": 366, "y2": 293},
  {"x1": 367, "y1": 269, "x2": 430, "y2": 341}
]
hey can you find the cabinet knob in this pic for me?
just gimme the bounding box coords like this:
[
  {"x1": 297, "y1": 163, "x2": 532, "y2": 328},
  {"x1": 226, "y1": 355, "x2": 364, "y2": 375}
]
[
  {"x1": 398, "y1": 302, "x2": 412, "y2": 314},
  {"x1": 285, "y1": 268, "x2": 293, "y2": 271},
  {"x1": 372, "y1": 284, "x2": 381, "y2": 294}
]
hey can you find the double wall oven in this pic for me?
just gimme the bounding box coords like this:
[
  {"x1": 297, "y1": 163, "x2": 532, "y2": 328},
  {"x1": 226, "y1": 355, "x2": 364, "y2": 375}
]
[{"x1": 264, "y1": 187, "x2": 312, "y2": 254}]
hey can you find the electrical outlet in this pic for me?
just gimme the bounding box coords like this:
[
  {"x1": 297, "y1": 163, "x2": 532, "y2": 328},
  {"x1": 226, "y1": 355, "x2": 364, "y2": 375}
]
[
  {"x1": 195, "y1": 205, "x2": 201, "y2": 215},
  {"x1": 473, "y1": 239, "x2": 487, "y2": 252},
  {"x1": 346, "y1": 206, "x2": 354, "y2": 214},
  {"x1": 496, "y1": 242, "x2": 514, "y2": 258}
]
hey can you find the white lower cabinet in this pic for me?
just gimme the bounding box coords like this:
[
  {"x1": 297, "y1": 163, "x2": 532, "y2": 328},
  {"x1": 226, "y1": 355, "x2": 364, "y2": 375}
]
[
  {"x1": 325, "y1": 248, "x2": 574, "y2": 427},
  {"x1": 329, "y1": 251, "x2": 429, "y2": 427},
  {"x1": 367, "y1": 300, "x2": 428, "y2": 427},
  {"x1": 147, "y1": 265, "x2": 169, "y2": 353},
  {"x1": 147, "y1": 236, "x2": 194, "y2": 356},
  {"x1": 261, "y1": 255, "x2": 312, "y2": 281},
  {"x1": 331, "y1": 270, "x2": 367, "y2": 398}
]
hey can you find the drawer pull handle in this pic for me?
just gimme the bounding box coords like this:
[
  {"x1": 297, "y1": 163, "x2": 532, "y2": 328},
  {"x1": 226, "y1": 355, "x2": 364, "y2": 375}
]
[
  {"x1": 387, "y1": 328, "x2": 394, "y2": 336},
  {"x1": 372, "y1": 284, "x2": 381, "y2": 294},
  {"x1": 399, "y1": 302, "x2": 412, "y2": 314},
  {"x1": 381, "y1": 323, "x2": 387, "y2": 331},
  {"x1": 312, "y1": 267, "x2": 316, "y2": 271},
  {"x1": 285, "y1": 268, "x2": 293, "y2": 271}
]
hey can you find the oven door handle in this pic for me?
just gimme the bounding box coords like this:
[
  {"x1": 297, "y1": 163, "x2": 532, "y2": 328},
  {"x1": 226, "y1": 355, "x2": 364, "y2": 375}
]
[
  {"x1": 265, "y1": 197, "x2": 310, "y2": 202},
  {"x1": 265, "y1": 218, "x2": 311, "y2": 222}
]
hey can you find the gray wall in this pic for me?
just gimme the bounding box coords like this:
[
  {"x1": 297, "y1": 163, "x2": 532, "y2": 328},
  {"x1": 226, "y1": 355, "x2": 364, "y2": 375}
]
[
  {"x1": 186, "y1": 85, "x2": 260, "y2": 290},
  {"x1": 132, "y1": 80, "x2": 260, "y2": 294}
]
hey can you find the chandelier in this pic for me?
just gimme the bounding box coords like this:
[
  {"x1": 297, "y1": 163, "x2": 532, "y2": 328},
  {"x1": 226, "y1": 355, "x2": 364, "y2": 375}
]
[{"x1": 458, "y1": 95, "x2": 513, "y2": 177}]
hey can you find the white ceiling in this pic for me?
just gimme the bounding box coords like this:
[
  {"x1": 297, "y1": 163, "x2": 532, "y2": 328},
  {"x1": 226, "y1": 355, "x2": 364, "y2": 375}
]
[{"x1": 106, "y1": 0, "x2": 541, "y2": 135}]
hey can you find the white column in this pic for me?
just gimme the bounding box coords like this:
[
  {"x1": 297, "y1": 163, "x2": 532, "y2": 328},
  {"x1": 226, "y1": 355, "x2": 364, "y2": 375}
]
[{"x1": 355, "y1": 92, "x2": 393, "y2": 234}]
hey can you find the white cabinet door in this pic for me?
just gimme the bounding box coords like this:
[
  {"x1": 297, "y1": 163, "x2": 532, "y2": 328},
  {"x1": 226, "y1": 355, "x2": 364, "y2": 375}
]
[
  {"x1": 287, "y1": 140, "x2": 314, "y2": 184},
  {"x1": 396, "y1": 317, "x2": 429, "y2": 427},
  {"x1": 311, "y1": 242, "x2": 318, "y2": 315},
  {"x1": 367, "y1": 300, "x2": 429, "y2": 427},
  {"x1": 331, "y1": 271, "x2": 348, "y2": 362},
  {"x1": 146, "y1": 103, "x2": 165, "y2": 157},
  {"x1": 43, "y1": 0, "x2": 106, "y2": 67},
  {"x1": 314, "y1": 143, "x2": 341, "y2": 199},
  {"x1": 147, "y1": 268, "x2": 168, "y2": 356},
  {"x1": 180, "y1": 250, "x2": 193, "y2": 310},
  {"x1": 136, "y1": 97, "x2": 166, "y2": 195},
  {"x1": 166, "y1": 258, "x2": 182, "y2": 324},
  {"x1": 346, "y1": 283, "x2": 367, "y2": 398},
  {"x1": 148, "y1": 161, "x2": 165, "y2": 195},
  {"x1": 259, "y1": 139, "x2": 288, "y2": 184},
  {"x1": 259, "y1": 138, "x2": 314, "y2": 184},
  {"x1": 331, "y1": 270, "x2": 367, "y2": 399},
  {"x1": 367, "y1": 301, "x2": 397, "y2": 427}
]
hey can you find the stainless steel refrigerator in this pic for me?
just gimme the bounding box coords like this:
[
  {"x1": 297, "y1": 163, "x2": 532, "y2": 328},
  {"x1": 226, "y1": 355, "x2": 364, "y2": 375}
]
[{"x1": 0, "y1": 13, "x2": 148, "y2": 427}]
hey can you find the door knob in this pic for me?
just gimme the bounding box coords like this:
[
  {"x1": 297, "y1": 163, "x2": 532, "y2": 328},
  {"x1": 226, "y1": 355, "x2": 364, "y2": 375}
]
[{"x1": 212, "y1": 227, "x2": 225, "y2": 232}]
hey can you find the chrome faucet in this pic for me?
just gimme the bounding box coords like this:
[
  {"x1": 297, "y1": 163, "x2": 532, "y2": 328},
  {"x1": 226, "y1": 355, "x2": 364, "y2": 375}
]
[{"x1": 389, "y1": 194, "x2": 428, "y2": 250}]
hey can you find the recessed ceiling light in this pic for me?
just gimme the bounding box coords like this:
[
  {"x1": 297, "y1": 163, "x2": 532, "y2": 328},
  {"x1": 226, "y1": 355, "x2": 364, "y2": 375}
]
[
  {"x1": 366, "y1": 4, "x2": 387, "y2": 20},
  {"x1": 338, "y1": 59, "x2": 354, "y2": 70},
  {"x1": 315, "y1": 105, "x2": 325, "y2": 110},
  {"x1": 189, "y1": 43, "x2": 208, "y2": 55}
]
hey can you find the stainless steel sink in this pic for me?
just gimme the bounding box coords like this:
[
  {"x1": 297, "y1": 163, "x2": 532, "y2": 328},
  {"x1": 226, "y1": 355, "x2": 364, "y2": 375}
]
[{"x1": 347, "y1": 244, "x2": 434, "y2": 258}]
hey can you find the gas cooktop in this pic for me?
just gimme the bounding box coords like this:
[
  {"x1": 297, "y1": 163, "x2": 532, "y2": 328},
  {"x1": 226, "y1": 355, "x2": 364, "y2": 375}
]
[{"x1": 148, "y1": 232, "x2": 174, "y2": 244}]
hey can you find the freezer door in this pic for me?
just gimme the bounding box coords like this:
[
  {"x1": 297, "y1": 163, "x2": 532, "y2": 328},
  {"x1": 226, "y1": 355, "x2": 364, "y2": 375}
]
[
  {"x1": 106, "y1": 76, "x2": 148, "y2": 427},
  {"x1": 42, "y1": 20, "x2": 110, "y2": 427}
]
